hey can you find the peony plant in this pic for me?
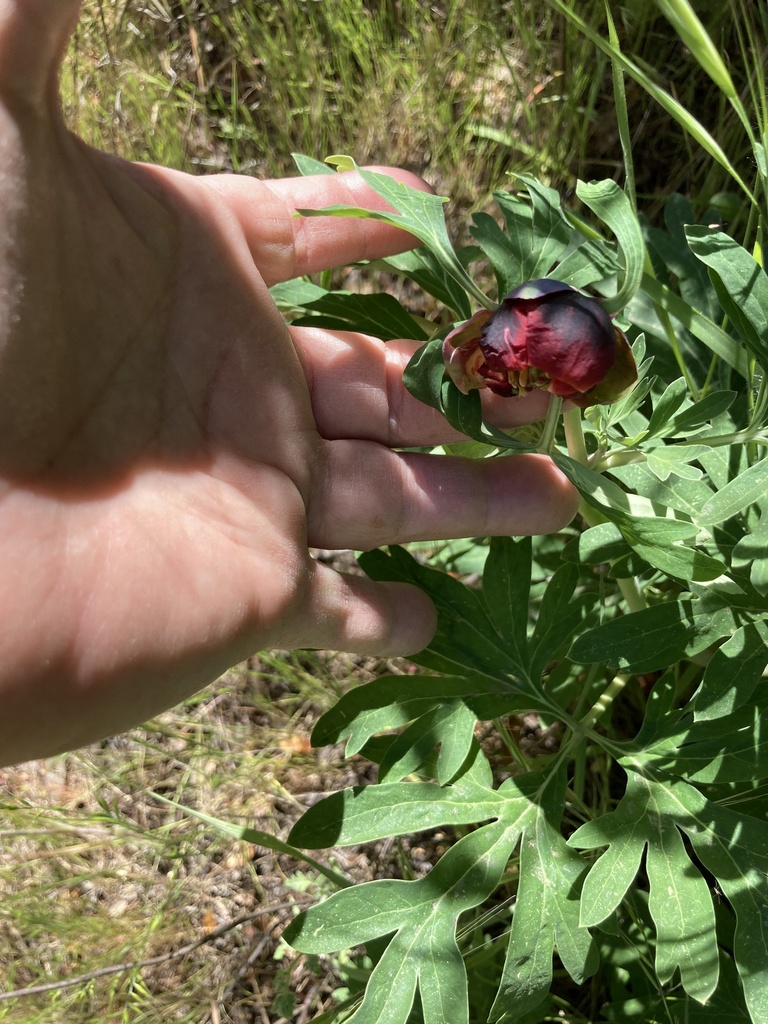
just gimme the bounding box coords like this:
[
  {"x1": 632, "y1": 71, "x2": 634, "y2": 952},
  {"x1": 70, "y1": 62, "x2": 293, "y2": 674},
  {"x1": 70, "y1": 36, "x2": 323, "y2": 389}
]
[
  {"x1": 258, "y1": 149, "x2": 768, "y2": 1024},
  {"x1": 162, "y1": 5, "x2": 768, "y2": 1021}
]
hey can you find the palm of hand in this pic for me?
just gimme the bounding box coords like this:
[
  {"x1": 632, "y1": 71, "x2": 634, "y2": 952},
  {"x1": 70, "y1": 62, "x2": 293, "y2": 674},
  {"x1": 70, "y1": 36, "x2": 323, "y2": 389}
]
[
  {"x1": 1, "y1": 122, "x2": 425, "y2": 755},
  {"x1": 0, "y1": 4, "x2": 576, "y2": 762}
]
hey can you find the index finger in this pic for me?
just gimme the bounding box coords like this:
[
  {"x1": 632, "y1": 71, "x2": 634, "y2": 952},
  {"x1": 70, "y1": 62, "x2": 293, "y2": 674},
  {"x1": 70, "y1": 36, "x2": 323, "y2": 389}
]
[{"x1": 197, "y1": 167, "x2": 432, "y2": 286}]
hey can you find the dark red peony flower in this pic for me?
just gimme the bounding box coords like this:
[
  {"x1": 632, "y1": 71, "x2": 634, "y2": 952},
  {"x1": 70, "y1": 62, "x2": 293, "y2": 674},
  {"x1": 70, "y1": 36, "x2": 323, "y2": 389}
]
[{"x1": 443, "y1": 279, "x2": 637, "y2": 407}]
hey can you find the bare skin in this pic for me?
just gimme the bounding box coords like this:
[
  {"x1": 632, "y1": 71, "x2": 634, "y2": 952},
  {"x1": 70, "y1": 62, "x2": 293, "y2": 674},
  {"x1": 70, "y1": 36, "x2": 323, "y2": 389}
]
[{"x1": 0, "y1": 1, "x2": 578, "y2": 766}]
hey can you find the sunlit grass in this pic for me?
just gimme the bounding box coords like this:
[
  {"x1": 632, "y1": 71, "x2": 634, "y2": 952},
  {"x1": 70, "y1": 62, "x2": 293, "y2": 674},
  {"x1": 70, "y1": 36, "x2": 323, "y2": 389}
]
[
  {"x1": 63, "y1": 0, "x2": 618, "y2": 210},
  {"x1": 63, "y1": 1, "x2": 761, "y2": 218}
]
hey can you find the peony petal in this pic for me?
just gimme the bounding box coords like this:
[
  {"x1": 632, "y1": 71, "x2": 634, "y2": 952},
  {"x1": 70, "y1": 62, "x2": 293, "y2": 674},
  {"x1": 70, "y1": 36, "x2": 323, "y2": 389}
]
[
  {"x1": 576, "y1": 326, "x2": 638, "y2": 406},
  {"x1": 526, "y1": 292, "x2": 616, "y2": 393},
  {"x1": 479, "y1": 302, "x2": 529, "y2": 373},
  {"x1": 443, "y1": 308, "x2": 493, "y2": 349}
]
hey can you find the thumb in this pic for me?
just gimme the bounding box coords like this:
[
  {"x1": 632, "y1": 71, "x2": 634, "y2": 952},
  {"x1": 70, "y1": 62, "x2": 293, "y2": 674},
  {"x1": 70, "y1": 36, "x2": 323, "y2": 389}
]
[{"x1": 0, "y1": 1, "x2": 82, "y2": 111}]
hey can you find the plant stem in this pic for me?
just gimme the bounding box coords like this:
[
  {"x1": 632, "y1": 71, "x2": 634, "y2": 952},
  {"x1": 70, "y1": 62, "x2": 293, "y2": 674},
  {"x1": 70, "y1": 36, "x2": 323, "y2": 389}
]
[
  {"x1": 594, "y1": 448, "x2": 647, "y2": 470},
  {"x1": 456, "y1": 266, "x2": 497, "y2": 310},
  {"x1": 675, "y1": 428, "x2": 767, "y2": 448},
  {"x1": 580, "y1": 674, "x2": 630, "y2": 730},
  {"x1": 616, "y1": 576, "x2": 647, "y2": 613},
  {"x1": 643, "y1": 256, "x2": 698, "y2": 399},
  {"x1": 563, "y1": 406, "x2": 589, "y2": 464},
  {"x1": 493, "y1": 718, "x2": 529, "y2": 770},
  {"x1": 537, "y1": 395, "x2": 564, "y2": 453},
  {"x1": 564, "y1": 406, "x2": 648, "y2": 611}
]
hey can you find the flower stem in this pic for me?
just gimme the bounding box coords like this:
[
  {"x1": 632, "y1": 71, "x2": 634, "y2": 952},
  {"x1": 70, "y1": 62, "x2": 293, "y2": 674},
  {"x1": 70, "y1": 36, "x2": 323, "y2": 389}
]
[
  {"x1": 536, "y1": 396, "x2": 564, "y2": 453},
  {"x1": 563, "y1": 406, "x2": 589, "y2": 464},
  {"x1": 616, "y1": 576, "x2": 647, "y2": 613}
]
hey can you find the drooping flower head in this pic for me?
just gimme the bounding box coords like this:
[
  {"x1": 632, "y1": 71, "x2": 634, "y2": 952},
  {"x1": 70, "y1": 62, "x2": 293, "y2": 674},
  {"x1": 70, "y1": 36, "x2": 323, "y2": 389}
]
[{"x1": 443, "y1": 280, "x2": 637, "y2": 407}]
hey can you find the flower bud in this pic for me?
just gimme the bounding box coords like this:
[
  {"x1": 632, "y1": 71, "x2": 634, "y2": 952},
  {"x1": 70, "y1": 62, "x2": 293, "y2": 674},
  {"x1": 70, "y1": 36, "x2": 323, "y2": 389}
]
[{"x1": 443, "y1": 280, "x2": 637, "y2": 407}]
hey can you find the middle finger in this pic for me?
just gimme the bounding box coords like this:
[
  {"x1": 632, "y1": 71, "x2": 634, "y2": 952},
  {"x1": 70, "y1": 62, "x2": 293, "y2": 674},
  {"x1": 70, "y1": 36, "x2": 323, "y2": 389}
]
[{"x1": 291, "y1": 326, "x2": 551, "y2": 448}]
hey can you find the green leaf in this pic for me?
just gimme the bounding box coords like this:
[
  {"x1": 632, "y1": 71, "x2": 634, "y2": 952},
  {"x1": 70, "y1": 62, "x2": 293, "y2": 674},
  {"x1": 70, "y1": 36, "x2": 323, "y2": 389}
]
[
  {"x1": 562, "y1": 521, "x2": 632, "y2": 565},
  {"x1": 293, "y1": 291, "x2": 429, "y2": 341},
  {"x1": 269, "y1": 278, "x2": 328, "y2": 312},
  {"x1": 493, "y1": 177, "x2": 571, "y2": 283},
  {"x1": 668, "y1": 704, "x2": 768, "y2": 784},
  {"x1": 570, "y1": 599, "x2": 738, "y2": 673},
  {"x1": 377, "y1": 703, "x2": 452, "y2": 784},
  {"x1": 692, "y1": 620, "x2": 768, "y2": 721},
  {"x1": 605, "y1": 371, "x2": 655, "y2": 430},
  {"x1": 606, "y1": 716, "x2": 768, "y2": 1019},
  {"x1": 402, "y1": 332, "x2": 449, "y2": 413},
  {"x1": 298, "y1": 156, "x2": 491, "y2": 309},
  {"x1": 609, "y1": 461, "x2": 716, "y2": 520},
  {"x1": 440, "y1": 375, "x2": 484, "y2": 438},
  {"x1": 529, "y1": 563, "x2": 594, "y2": 681},
  {"x1": 376, "y1": 701, "x2": 477, "y2": 785},
  {"x1": 311, "y1": 674, "x2": 518, "y2": 752},
  {"x1": 640, "y1": 273, "x2": 749, "y2": 376},
  {"x1": 285, "y1": 820, "x2": 524, "y2": 1024},
  {"x1": 555, "y1": 457, "x2": 726, "y2": 580},
  {"x1": 481, "y1": 537, "x2": 532, "y2": 670},
  {"x1": 697, "y1": 457, "x2": 768, "y2": 526},
  {"x1": 288, "y1": 778, "x2": 503, "y2": 849},
  {"x1": 646, "y1": 378, "x2": 689, "y2": 438},
  {"x1": 570, "y1": 773, "x2": 719, "y2": 1004},
  {"x1": 435, "y1": 702, "x2": 479, "y2": 784},
  {"x1": 646, "y1": 199, "x2": 716, "y2": 319},
  {"x1": 576, "y1": 179, "x2": 645, "y2": 313},
  {"x1": 292, "y1": 152, "x2": 336, "y2": 176},
  {"x1": 551, "y1": 231, "x2": 620, "y2": 290},
  {"x1": 618, "y1": 513, "x2": 727, "y2": 581},
  {"x1": 552, "y1": 453, "x2": 634, "y2": 516},
  {"x1": 668, "y1": 390, "x2": 736, "y2": 434},
  {"x1": 470, "y1": 211, "x2": 521, "y2": 298},
  {"x1": 697, "y1": 442, "x2": 749, "y2": 491},
  {"x1": 646, "y1": 444, "x2": 707, "y2": 482},
  {"x1": 381, "y1": 246, "x2": 473, "y2": 319},
  {"x1": 752, "y1": 556, "x2": 768, "y2": 597},
  {"x1": 658, "y1": 779, "x2": 768, "y2": 1023},
  {"x1": 359, "y1": 546, "x2": 540, "y2": 694},
  {"x1": 344, "y1": 698, "x2": 432, "y2": 757},
  {"x1": 491, "y1": 770, "x2": 598, "y2": 1019},
  {"x1": 733, "y1": 511, "x2": 768, "y2": 597},
  {"x1": 568, "y1": 776, "x2": 649, "y2": 926},
  {"x1": 686, "y1": 226, "x2": 768, "y2": 367}
]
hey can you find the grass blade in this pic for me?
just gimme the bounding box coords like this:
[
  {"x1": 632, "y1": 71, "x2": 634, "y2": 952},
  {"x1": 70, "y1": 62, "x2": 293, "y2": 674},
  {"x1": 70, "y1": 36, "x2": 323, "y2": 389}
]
[{"x1": 548, "y1": 0, "x2": 756, "y2": 204}]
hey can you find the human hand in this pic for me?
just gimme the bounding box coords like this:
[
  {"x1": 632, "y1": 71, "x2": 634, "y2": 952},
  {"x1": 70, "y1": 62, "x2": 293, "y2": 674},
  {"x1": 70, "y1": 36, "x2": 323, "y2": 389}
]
[{"x1": 0, "y1": 1, "x2": 577, "y2": 764}]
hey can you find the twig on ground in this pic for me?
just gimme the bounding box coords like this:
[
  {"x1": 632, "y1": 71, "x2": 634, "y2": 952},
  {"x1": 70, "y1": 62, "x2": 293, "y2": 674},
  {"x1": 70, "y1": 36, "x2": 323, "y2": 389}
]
[{"x1": 0, "y1": 899, "x2": 308, "y2": 1002}]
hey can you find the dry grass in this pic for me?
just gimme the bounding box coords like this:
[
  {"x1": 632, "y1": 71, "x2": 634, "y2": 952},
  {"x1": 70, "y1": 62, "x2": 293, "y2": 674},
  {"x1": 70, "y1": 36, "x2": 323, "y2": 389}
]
[{"x1": 0, "y1": 652, "x2": 423, "y2": 1023}]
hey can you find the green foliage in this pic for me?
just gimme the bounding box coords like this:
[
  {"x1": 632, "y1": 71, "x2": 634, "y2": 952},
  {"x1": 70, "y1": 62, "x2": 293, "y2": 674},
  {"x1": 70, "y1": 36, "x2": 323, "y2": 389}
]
[
  {"x1": 217, "y1": 6, "x2": 768, "y2": 1020},
  {"x1": 267, "y1": 114, "x2": 768, "y2": 1017}
]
